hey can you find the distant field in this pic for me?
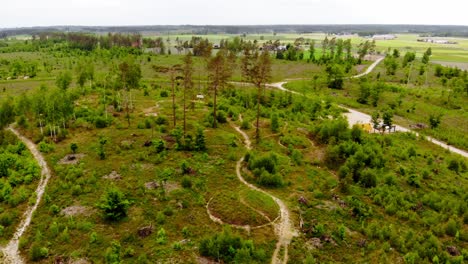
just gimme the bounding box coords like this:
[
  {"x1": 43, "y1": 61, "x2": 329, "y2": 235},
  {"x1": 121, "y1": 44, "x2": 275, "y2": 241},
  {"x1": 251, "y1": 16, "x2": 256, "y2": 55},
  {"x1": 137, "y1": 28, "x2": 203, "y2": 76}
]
[
  {"x1": 145, "y1": 32, "x2": 468, "y2": 63},
  {"x1": 7, "y1": 32, "x2": 468, "y2": 63}
]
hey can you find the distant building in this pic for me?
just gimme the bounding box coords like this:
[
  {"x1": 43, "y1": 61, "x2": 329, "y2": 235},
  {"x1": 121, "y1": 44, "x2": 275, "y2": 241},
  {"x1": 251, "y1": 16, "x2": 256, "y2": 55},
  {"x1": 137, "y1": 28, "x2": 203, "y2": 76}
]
[
  {"x1": 417, "y1": 38, "x2": 457, "y2": 44},
  {"x1": 372, "y1": 34, "x2": 397, "y2": 40},
  {"x1": 276, "y1": 45, "x2": 287, "y2": 51}
]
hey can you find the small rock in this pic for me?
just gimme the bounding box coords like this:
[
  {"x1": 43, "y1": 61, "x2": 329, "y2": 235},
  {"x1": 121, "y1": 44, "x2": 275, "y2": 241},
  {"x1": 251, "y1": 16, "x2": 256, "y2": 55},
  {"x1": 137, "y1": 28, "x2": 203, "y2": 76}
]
[
  {"x1": 307, "y1": 237, "x2": 323, "y2": 250},
  {"x1": 322, "y1": 235, "x2": 337, "y2": 246},
  {"x1": 298, "y1": 196, "x2": 308, "y2": 206},
  {"x1": 357, "y1": 239, "x2": 367, "y2": 248},
  {"x1": 58, "y1": 154, "x2": 85, "y2": 165},
  {"x1": 446, "y1": 246, "x2": 460, "y2": 256},
  {"x1": 54, "y1": 256, "x2": 67, "y2": 264},
  {"x1": 179, "y1": 239, "x2": 191, "y2": 245},
  {"x1": 138, "y1": 224, "x2": 154, "y2": 238}
]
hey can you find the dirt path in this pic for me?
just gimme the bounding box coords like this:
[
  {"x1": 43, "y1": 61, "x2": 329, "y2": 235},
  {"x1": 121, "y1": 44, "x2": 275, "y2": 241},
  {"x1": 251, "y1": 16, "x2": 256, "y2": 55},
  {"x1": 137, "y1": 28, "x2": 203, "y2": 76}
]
[
  {"x1": 1, "y1": 126, "x2": 53, "y2": 264},
  {"x1": 350, "y1": 57, "x2": 384, "y2": 78},
  {"x1": 230, "y1": 117, "x2": 296, "y2": 264},
  {"x1": 343, "y1": 108, "x2": 468, "y2": 158},
  {"x1": 267, "y1": 58, "x2": 468, "y2": 158}
]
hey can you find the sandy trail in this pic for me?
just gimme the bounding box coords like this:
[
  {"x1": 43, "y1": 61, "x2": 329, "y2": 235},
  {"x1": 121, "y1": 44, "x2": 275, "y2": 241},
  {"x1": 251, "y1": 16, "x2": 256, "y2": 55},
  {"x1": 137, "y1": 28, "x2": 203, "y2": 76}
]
[
  {"x1": 267, "y1": 58, "x2": 468, "y2": 158},
  {"x1": 343, "y1": 108, "x2": 468, "y2": 157},
  {"x1": 350, "y1": 57, "x2": 385, "y2": 78},
  {"x1": 230, "y1": 116, "x2": 296, "y2": 264},
  {"x1": 1, "y1": 126, "x2": 53, "y2": 264}
]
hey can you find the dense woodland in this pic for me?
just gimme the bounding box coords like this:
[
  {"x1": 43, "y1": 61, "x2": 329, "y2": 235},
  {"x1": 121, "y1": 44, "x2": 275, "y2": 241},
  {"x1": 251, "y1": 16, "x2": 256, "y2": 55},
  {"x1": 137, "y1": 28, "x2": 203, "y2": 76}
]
[{"x1": 0, "y1": 31, "x2": 466, "y2": 263}]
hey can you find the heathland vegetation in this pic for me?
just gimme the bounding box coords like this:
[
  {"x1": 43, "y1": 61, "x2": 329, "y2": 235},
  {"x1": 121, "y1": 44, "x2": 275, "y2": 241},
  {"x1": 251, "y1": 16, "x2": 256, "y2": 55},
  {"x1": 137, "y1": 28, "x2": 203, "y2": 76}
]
[{"x1": 0, "y1": 29, "x2": 466, "y2": 263}]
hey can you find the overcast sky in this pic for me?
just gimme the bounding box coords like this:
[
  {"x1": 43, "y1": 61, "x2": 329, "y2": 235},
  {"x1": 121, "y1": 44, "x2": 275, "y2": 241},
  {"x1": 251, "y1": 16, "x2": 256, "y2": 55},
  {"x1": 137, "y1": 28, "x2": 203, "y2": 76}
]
[{"x1": 1, "y1": 0, "x2": 467, "y2": 28}]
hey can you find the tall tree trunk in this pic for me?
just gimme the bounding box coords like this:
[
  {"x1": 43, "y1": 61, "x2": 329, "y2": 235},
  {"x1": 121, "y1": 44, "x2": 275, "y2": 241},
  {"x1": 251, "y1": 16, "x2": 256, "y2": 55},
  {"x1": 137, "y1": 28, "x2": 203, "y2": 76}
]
[
  {"x1": 172, "y1": 77, "x2": 176, "y2": 127},
  {"x1": 183, "y1": 85, "x2": 186, "y2": 136},
  {"x1": 125, "y1": 90, "x2": 131, "y2": 127},
  {"x1": 256, "y1": 85, "x2": 261, "y2": 142},
  {"x1": 213, "y1": 85, "x2": 217, "y2": 128}
]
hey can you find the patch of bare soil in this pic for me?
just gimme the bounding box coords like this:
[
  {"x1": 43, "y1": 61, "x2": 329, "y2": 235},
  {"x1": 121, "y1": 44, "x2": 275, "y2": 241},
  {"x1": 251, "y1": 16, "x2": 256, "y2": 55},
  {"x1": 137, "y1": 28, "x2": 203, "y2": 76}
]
[
  {"x1": 144, "y1": 181, "x2": 160, "y2": 190},
  {"x1": 58, "y1": 154, "x2": 85, "y2": 165},
  {"x1": 133, "y1": 163, "x2": 154, "y2": 171},
  {"x1": 69, "y1": 258, "x2": 91, "y2": 264},
  {"x1": 103, "y1": 170, "x2": 122, "y2": 180},
  {"x1": 306, "y1": 238, "x2": 323, "y2": 250},
  {"x1": 163, "y1": 182, "x2": 181, "y2": 193},
  {"x1": 315, "y1": 200, "x2": 339, "y2": 211},
  {"x1": 142, "y1": 106, "x2": 159, "y2": 117},
  {"x1": 196, "y1": 256, "x2": 219, "y2": 264},
  {"x1": 53, "y1": 256, "x2": 92, "y2": 264},
  {"x1": 61, "y1": 206, "x2": 94, "y2": 217}
]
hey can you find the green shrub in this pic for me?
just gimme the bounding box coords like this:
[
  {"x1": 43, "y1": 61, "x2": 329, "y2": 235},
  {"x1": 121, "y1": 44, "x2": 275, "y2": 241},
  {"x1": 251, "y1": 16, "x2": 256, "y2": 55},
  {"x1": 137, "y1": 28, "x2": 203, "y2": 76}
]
[
  {"x1": 258, "y1": 170, "x2": 284, "y2": 187},
  {"x1": 360, "y1": 169, "x2": 377, "y2": 188},
  {"x1": 181, "y1": 176, "x2": 192, "y2": 189},
  {"x1": 89, "y1": 232, "x2": 98, "y2": 244},
  {"x1": 194, "y1": 127, "x2": 206, "y2": 151},
  {"x1": 123, "y1": 247, "x2": 135, "y2": 258},
  {"x1": 38, "y1": 141, "x2": 54, "y2": 153},
  {"x1": 173, "y1": 242, "x2": 182, "y2": 251},
  {"x1": 155, "y1": 115, "x2": 168, "y2": 125},
  {"x1": 216, "y1": 110, "x2": 227, "y2": 123},
  {"x1": 291, "y1": 149, "x2": 303, "y2": 165},
  {"x1": 407, "y1": 174, "x2": 421, "y2": 188},
  {"x1": 445, "y1": 218, "x2": 458, "y2": 236},
  {"x1": 49, "y1": 204, "x2": 60, "y2": 215},
  {"x1": 248, "y1": 152, "x2": 278, "y2": 175},
  {"x1": 70, "y1": 142, "x2": 78, "y2": 153},
  {"x1": 156, "y1": 228, "x2": 167, "y2": 245},
  {"x1": 160, "y1": 90, "x2": 169, "y2": 97},
  {"x1": 104, "y1": 240, "x2": 121, "y2": 264},
  {"x1": 152, "y1": 139, "x2": 165, "y2": 153},
  {"x1": 156, "y1": 212, "x2": 166, "y2": 224},
  {"x1": 199, "y1": 227, "x2": 265, "y2": 263},
  {"x1": 271, "y1": 113, "x2": 279, "y2": 133},
  {"x1": 94, "y1": 116, "x2": 110, "y2": 128},
  {"x1": 30, "y1": 243, "x2": 48, "y2": 261},
  {"x1": 241, "y1": 119, "x2": 250, "y2": 130},
  {"x1": 97, "y1": 187, "x2": 130, "y2": 221}
]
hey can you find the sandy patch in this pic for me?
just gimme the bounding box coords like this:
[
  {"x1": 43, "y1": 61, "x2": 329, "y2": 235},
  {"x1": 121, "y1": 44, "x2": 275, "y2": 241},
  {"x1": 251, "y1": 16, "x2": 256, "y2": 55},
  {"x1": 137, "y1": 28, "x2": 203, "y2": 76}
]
[
  {"x1": 61, "y1": 206, "x2": 95, "y2": 217},
  {"x1": 163, "y1": 182, "x2": 181, "y2": 193},
  {"x1": 143, "y1": 106, "x2": 159, "y2": 117},
  {"x1": 103, "y1": 170, "x2": 122, "y2": 180},
  {"x1": 144, "y1": 181, "x2": 160, "y2": 190}
]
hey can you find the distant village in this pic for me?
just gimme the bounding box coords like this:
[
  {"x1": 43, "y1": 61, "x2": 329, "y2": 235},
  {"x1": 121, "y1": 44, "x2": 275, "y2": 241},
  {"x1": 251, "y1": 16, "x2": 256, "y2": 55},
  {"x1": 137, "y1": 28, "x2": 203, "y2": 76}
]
[{"x1": 416, "y1": 38, "x2": 458, "y2": 44}]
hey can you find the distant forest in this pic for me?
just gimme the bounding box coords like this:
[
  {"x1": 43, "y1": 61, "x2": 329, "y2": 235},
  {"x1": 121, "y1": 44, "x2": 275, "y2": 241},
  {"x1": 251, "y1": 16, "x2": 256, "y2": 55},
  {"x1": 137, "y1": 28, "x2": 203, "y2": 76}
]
[{"x1": 1, "y1": 24, "x2": 468, "y2": 38}]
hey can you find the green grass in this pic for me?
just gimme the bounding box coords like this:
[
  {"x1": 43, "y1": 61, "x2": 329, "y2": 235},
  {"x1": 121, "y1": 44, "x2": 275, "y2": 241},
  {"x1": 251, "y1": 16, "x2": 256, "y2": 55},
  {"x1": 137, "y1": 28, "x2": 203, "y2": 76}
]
[{"x1": 0, "y1": 38, "x2": 466, "y2": 263}]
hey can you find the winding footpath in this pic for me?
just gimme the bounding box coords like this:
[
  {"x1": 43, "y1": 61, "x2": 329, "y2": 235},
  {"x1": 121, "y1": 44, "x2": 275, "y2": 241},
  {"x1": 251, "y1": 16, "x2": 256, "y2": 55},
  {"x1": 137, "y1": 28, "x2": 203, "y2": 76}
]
[
  {"x1": 268, "y1": 58, "x2": 468, "y2": 158},
  {"x1": 229, "y1": 116, "x2": 296, "y2": 264},
  {"x1": 1, "y1": 126, "x2": 53, "y2": 264}
]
